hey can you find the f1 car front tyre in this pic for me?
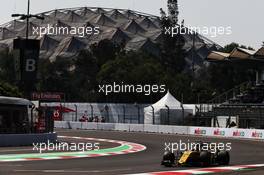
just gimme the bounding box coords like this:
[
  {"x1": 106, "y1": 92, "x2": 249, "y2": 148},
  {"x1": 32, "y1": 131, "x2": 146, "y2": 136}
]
[{"x1": 161, "y1": 151, "x2": 175, "y2": 167}]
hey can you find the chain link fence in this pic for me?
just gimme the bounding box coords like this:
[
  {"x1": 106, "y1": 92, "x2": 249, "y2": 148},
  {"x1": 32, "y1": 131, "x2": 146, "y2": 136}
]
[
  {"x1": 42, "y1": 103, "x2": 149, "y2": 124},
  {"x1": 42, "y1": 103, "x2": 197, "y2": 125}
]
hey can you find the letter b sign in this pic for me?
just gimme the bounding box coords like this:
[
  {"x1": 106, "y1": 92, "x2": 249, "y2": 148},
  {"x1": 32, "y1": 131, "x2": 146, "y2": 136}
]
[
  {"x1": 13, "y1": 38, "x2": 40, "y2": 81},
  {"x1": 25, "y1": 59, "x2": 36, "y2": 72}
]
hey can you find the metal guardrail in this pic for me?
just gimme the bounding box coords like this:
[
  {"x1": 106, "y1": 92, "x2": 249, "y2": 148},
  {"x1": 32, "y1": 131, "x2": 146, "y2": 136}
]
[{"x1": 199, "y1": 81, "x2": 253, "y2": 113}]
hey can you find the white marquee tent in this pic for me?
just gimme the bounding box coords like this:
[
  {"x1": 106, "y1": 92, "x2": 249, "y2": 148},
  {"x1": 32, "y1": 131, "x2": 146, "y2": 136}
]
[{"x1": 144, "y1": 91, "x2": 195, "y2": 125}]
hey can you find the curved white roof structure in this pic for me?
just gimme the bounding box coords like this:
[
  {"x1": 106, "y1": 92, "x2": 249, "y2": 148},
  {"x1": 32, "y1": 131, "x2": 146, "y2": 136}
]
[{"x1": 0, "y1": 7, "x2": 220, "y2": 66}]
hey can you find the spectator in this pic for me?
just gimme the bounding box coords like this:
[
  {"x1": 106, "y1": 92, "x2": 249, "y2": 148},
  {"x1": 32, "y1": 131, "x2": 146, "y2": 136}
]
[
  {"x1": 83, "y1": 110, "x2": 88, "y2": 118},
  {"x1": 101, "y1": 117, "x2": 106, "y2": 123},
  {"x1": 79, "y1": 115, "x2": 88, "y2": 122},
  {"x1": 93, "y1": 116, "x2": 99, "y2": 123},
  {"x1": 88, "y1": 116, "x2": 93, "y2": 122}
]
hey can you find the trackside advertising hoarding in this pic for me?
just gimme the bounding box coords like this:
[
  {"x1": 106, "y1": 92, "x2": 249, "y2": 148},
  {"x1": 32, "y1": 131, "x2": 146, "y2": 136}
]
[
  {"x1": 189, "y1": 127, "x2": 264, "y2": 139},
  {"x1": 55, "y1": 121, "x2": 264, "y2": 140}
]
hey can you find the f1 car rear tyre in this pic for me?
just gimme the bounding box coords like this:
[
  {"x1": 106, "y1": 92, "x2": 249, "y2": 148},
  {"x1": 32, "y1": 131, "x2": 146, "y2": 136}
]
[
  {"x1": 217, "y1": 151, "x2": 230, "y2": 165},
  {"x1": 200, "y1": 151, "x2": 211, "y2": 166}
]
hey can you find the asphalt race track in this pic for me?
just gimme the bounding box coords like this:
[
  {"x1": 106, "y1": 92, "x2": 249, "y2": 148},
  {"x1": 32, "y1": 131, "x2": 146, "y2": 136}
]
[{"x1": 0, "y1": 129, "x2": 264, "y2": 175}]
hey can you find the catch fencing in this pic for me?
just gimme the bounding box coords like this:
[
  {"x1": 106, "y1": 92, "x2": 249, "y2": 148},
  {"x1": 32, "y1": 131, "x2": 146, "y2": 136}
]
[
  {"x1": 42, "y1": 103, "x2": 149, "y2": 124},
  {"x1": 42, "y1": 103, "x2": 197, "y2": 125}
]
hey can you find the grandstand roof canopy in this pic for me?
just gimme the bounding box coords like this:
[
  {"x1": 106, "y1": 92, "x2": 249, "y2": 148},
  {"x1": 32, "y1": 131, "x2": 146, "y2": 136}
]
[
  {"x1": 207, "y1": 51, "x2": 230, "y2": 61},
  {"x1": 256, "y1": 47, "x2": 264, "y2": 57},
  {"x1": 207, "y1": 47, "x2": 264, "y2": 62}
]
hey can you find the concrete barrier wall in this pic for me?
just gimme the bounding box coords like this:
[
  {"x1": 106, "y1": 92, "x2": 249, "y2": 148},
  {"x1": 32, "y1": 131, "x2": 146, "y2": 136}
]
[
  {"x1": 0, "y1": 133, "x2": 57, "y2": 147},
  {"x1": 115, "y1": 123, "x2": 130, "y2": 131},
  {"x1": 54, "y1": 121, "x2": 68, "y2": 128},
  {"x1": 144, "y1": 124, "x2": 159, "y2": 133},
  {"x1": 158, "y1": 125, "x2": 174, "y2": 134},
  {"x1": 70, "y1": 122, "x2": 82, "y2": 129},
  {"x1": 55, "y1": 121, "x2": 264, "y2": 140},
  {"x1": 129, "y1": 124, "x2": 144, "y2": 132},
  {"x1": 173, "y1": 126, "x2": 189, "y2": 135},
  {"x1": 97, "y1": 123, "x2": 115, "y2": 130}
]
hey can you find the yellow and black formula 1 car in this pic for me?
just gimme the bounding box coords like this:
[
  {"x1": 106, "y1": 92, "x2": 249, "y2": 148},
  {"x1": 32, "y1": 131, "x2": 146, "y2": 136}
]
[{"x1": 161, "y1": 143, "x2": 230, "y2": 167}]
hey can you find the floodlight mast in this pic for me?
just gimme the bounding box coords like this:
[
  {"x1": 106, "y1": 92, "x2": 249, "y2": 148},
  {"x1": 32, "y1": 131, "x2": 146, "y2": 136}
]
[
  {"x1": 26, "y1": 0, "x2": 30, "y2": 39},
  {"x1": 11, "y1": 0, "x2": 44, "y2": 39},
  {"x1": 10, "y1": 0, "x2": 44, "y2": 98}
]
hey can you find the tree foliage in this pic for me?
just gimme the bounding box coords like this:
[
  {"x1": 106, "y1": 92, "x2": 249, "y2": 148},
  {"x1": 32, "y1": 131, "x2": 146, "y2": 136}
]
[
  {"x1": 0, "y1": 39, "x2": 258, "y2": 103},
  {"x1": 160, "y1": 13, "x2": 186, "y2": 73},
  {"x1": 0, "y1": 81, "x2": 22, "y2": 97},
  {"x1": 0, "y1": 49, "x2": 16, "y2": 83}
]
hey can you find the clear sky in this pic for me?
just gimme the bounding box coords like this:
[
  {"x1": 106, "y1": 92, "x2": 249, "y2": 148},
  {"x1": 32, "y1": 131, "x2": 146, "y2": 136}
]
[{"x1": 1, "y1": 0, "x2": 263, "y2": 49}]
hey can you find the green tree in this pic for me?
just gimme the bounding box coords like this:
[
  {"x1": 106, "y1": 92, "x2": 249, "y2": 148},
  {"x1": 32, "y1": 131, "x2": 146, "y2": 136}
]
[
  {"x1": 90, "y1": 39, "x2": 122, "y2": 67},
  {"x1": 72, "y1": 50, "x2": 99, "y2": 101},
  {"x1": 159, "y1": 13, "x2": 186, "y2": 73},
  {"x1": 0, "y1": 49, "x2": 16, "y2": 84},
  {"x1": 97, "y1": 51, "x2": 167, "y2": 103},
  {"x1": 0, "y1": 81, "x2": 22, "y2": 97},
  {"x1": 37, "y1": 57, "x2": 79, "y2": 100},
  {"x1": 220, "y1": 42, "x2": 255, "y2": 52}
]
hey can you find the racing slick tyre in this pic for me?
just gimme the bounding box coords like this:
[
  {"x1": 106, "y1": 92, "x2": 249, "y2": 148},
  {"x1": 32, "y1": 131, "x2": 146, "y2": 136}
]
[
  {"x1": 217, "y1": 151, "x2": 230, "y2": 165},
  {"x1": 161, "y1": 151, "x2": 175, "y2": 167},
  {"x1": 199, "y1": 151, "x2": 211, "y2": 166}
]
